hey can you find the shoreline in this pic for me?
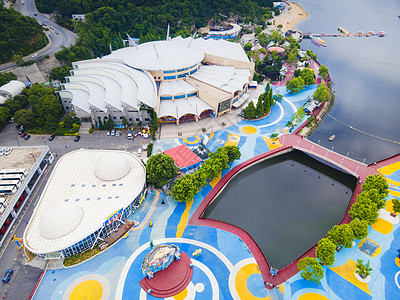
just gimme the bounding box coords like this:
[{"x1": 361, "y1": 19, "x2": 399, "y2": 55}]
[{"x1": 270, "y1": 1, "x2": 309, "y2": 32}]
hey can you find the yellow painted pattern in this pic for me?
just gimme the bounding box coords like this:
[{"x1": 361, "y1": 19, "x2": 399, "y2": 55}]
[
  {"x1": 386, "y1": 178, "x2": 400, "y2": 186},
  {"x1": 176, "y1": 200, "x2": 193, "y2": 238},
  {"x1": 122, "y1": 232, "x2": 129, "y2": 239},
  {"x1": 330, "y1": 259, "x2": 371, "y2": 295},
  {"x1": 378, "y1": 161, "x2": 400, "y2": 175},
  {"x1": 209, "y1": 171, "x2": 222, "y2": 188},
  {"x1": 389, "y1": 190, "x2": 400, "y2": 198},
  {"x1": 372, "y1": 217, "x2": 393, "y2": 235},
  {"x1": 358, "y1": 238, "x2": 381, "y2": 257},
  {"x1": 208, "y1": 132, "x2": 214, "y2": 140},
  {"x1": 235, "y1": 263, "x2": 270, "y2": 300},
  {"x1": 182, "y1": 136, "x2": 201, "y2": 145},
  {"x1": 70, "y1": 280, "x2": 103, "y2": 300},
  {"x1": 225, "y1": 133, "x2": 241, "y2": 146},
  {"x1": 385, "y1": 199, "x2": 398, "y2": 215},
  {"x1": 262, "y1": 136, "x2": 282, "y2": 150},
  {"x1": 297, "y1": 293, "x2": 329, "y2": 300},
  {"x1": 242, "y1": 126, "x2": 257, "y2": 135},
  {"x1": 277, "y1": 284, "x2": 285, "y2": 295},
  {"x1": 395, "y1": 257, "x2": 400, "y2": 268},
  {"x1": 172, "y1": 287, "x2": 188, "y2": 299}
]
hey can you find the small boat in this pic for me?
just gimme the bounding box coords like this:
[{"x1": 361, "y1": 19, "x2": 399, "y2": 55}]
[
  {"x1": 329, "y1": 135, "x2": 335, "y2": 141},
  {"x1": 378, "y1": 31, "x2": 385, "y2": 37},
  {"x1": 311, "y1": 35, "x2": 327, "y2": 47}
]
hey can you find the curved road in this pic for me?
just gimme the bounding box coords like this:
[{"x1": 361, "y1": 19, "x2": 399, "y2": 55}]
[{"x1": 0, "y1": 0, "x2": 77, "y2": 71}]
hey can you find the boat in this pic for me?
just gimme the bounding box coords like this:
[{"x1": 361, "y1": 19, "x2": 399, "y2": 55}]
[
  {"x1": 378, "y1": 31, "x2": 385, "y2": 37},
  {"x1": 311, "y1": 35, "x2": 327, "y2": 47},
  {"x1": 329, "y1": 135, "x2": 335, "y2": 141}
]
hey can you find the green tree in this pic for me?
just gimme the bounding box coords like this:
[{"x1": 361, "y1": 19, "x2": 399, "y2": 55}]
[
  {"x1": 286, "y1": 77, "x2": 305, "y2": 94},
  {"x1": 300, "y1": 68, "x2": 316, "y2": 85},
  {"x1": 192, "y1": 169, "x2": 207, "y2": 189},
  {"x1": 243, "y1": 101, "x2": 257, "y2": 119},
  {"x1": 315, "y1": 238, "x2": 336, "y2": 266},
  {"x1": 50, "y1": 65, "x2": 73, "y2": 82},
  {"x1": 12, "y1": 54, "x2": 24, "y2": 65},
  {"x1": 392, "y1": 198, "x2": 400, "y2": 216},
  {"x1": 355, "y1": 259, "x2": 372, "y2": 279},
  {"x1": 313, "y1": 83, "x2": 330, "y2": 102},
  {"x1": 357, "y1": 189, "x2": 386, "y2": 210},
  {"x1": 349, "y1": 219, "x2": 369, "y2": 240},
  {"x1": 286, "y1": 51, "x2": 298, "y2": 66},
  {"x1": 362, "y1": 174, "x2": 389, "y2": 200},
  {"x1": 270, "y1": 133, "x2": 278, "y2": 141},
  {"x1": 297, "y1": 257, "x2": 324, "y2": 284},
  {"x1": 306, "y1": 49, "x2": 317, "y2": 60},
  {"x1": 350, "y1": 196, "x2": 379, "y2": 225},
  {"x1": 243, "y1": 42, "x2": 253, "y2": 51},
  {"x1": 0, "y1": 107, "x2": 11, "y2": 128},
  {"x1": 318, "y1": 65, "x2": 329, "y2": 79},
  {"x1": 171, "y1": 173, "x2": 198, "y2": 202},
  {"x1": 146, "y1": 153, "x2": 178, "y2": 188},
  {"x1": 291, "y1": 107, "x2": 306, "y2": 124},
  {"x1": 327, "y1": 224, "x2": 355, "y2": 249},
  {"x1": 98, "y1": 116, "x2": 104, "y2": 130},
  {"x1": 256, "y1": 96, "x2": 264, "y2": 116},
  {"x1": 0, "y1": 72, "x2": 17, "y2": 86},
  {"x1": 224, "y1": 145, "x2": 241, "y2": 163},
  {"x1": 13, "y1": 109, "x2": 35, "y2": 129},
  {"x1": 122, "y1": 116, "x2": 128, "y2": 127}
]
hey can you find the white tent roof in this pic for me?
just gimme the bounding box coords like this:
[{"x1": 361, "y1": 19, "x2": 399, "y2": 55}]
[
  {"x1": 0, "y1": 95, "x2": 7, "y2": 104},
  {"x1": 160, "y1": 80, "x2": 196, "y2": 96},
  {"x1": 23, "y1": 149, "x2": 146, "y2": 254},
  {"x1": 158, "y1": 96, "x2": 213, "y2": 119},
  {"x1": 66, "y1": 78, "x2": 107, "y2": 112},
  {"x1": 0, "y1": 80, "x2": 25, "y2": 97}
]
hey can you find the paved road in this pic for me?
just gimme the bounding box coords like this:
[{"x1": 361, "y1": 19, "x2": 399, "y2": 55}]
[
  {"x1": 0, "y1": 0, "x2": 77, "y2": 72},
  {"x1": 0, "y1": 123, "x2": 151, "y2": 299}
]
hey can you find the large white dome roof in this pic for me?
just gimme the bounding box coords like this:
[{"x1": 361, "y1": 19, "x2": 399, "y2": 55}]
[
  {"x1": 39, "y1": 203, "x2": 83, "y2": 240},
  {"x1": 95, "y1": 152, "x2": 131, "y2": 181}
]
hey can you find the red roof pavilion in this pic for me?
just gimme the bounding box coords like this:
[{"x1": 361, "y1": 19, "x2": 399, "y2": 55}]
[{"x1": 163, "y1": 144, "x2": 202, "y2": 171}]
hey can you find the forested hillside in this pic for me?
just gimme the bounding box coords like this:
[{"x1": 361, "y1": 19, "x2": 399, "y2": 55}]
[
  {"x1": 0, "y1": 7, "x2": 48, "y2": 64},
  {"x1": 40, "y1": 0, "x2": 274, "y2": 63}
]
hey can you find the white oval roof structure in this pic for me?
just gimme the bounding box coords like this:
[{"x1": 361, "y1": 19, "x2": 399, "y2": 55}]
[
  {"x1": 39, "y1": 203, "x2": 83, "y2": 240},
  {"x1": 95, "y1": 152, "x2": 131, "y2": 181},
  {"x1": 107, "y1": 37, "x2": 204, "y2": 71},
  {"x1": 0, "y1": 80, "x2": 25, "y2": 97}
]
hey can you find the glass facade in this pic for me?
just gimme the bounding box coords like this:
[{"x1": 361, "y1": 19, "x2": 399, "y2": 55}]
[
  {"x1": 174, "y1": 94, "x2": 186, "y2": 99},
  {"x1": 164, "y1": 75, "x2": 176, "y2": 80},
  {"x1": 160, "y1": 96, "x2": 173, "y2": 100}
]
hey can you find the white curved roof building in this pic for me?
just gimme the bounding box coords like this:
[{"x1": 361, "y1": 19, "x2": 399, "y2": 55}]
[
  {"x1": 0, "y1": 80, "x2": 25, "y2": 99},
  {"x1": 23, "y1": 149, "x2": 146, "y2": 258},
  {"x1": 58, "y1": 36, "x2": 254, "y2": 125}
]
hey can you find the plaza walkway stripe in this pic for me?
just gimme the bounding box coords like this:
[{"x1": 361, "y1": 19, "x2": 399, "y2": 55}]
[{"x1": 176, "y1": 201, "x2": 193, "y2": 238}]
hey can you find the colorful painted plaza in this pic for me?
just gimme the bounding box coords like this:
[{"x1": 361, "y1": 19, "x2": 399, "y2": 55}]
[{"x1": 33, "y1": 85, "x2": 400, "y2": 299}]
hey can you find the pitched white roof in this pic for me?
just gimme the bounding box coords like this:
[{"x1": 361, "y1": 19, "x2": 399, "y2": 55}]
[
  {"x1": 0, "y1": 95, "x2": 7, "y2": 104},
  {"x1": 23, "y1": 149, "x2": 146, "y2": 255}
]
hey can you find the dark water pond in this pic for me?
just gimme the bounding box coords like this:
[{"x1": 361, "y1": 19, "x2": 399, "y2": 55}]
[
  {"x1": 296, "y1": 0, "x2": 400, "y2": 163},
  {"x1": 202, "y1": 150, "x2": 357, "y2": 269}
]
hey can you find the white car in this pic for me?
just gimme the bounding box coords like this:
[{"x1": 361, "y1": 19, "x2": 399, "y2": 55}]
[
  {"x1": 115, "y1": 131, "x2": 120, "y2": 137},
  {"x1": 4, "y1": 148, "x2": 12, "y2": 156},
  {"x1": 31, "y1": 53, "x2": 38, "y2": 58},
  {"x1": 111, "y1": 130, "x2": 115, "y2": 136},
  {"x1": 143, "y1": 133, "x2": 149, "y2": 139},
  {"x1": 106, "y1": 131, "x2": 111, "y2": 136},
  {"x1": 0, "y1": 148, "x2": 5, "y2": 156}
]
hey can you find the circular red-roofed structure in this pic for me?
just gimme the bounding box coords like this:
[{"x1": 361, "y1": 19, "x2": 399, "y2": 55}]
[{"x1": 267, "y1": 46, "x2": 285, "y2": 54}]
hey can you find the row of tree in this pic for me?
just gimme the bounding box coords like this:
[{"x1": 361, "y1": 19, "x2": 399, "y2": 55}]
[
  {"x1": 170, "y1": 146, "x2": 241, "y2": 202},
  {"x1": 298, "y1": 174, "x2": 389, "y2": 284},
  {"x1": 242, "y1": 84, "x2": 276, "y2": 119},
  {"x1": 0, "y1": 6, "x2": 47, "y2": 64}
]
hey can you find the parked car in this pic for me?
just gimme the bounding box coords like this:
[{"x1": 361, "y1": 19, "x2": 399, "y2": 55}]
[
  {"x1": 18, "y1": 129, "x2": 25, "y2": 135},
  {"x1": 115, "y1": 131, "x2": 120, "y2": 137},
  {"x1": 106, "y1": 131, "x2": 111, "y2": 136},
  {"x1": 33, "y1": 13, "x2": 37, "y2": 16},
  {"x1": 21, "y1": 132, "x2": 27, "y2": 138},
  {"x1": 31, "y1": 53, "x2": 38, "y2": 58},
  {"x1": 24, "y1": 134, "x2": 31, "y2": 140},
  {"x1": 143, "y1": 133, "x2": 149, "y2": 139},
  {"x1": 50, "y1": 26, "x2": 54, "y2": 30},
  {"x1": 55, "y1": 32, "x2": 59, "y2": 35},
  {"x1": 49, "y1": 135, "x2": 55, "y2": 141},
  {"x1": 0, "y1": 149, "x2": 5, "y2": 156},
  {"x1": 2, "y1": 269, "x2": 13, "y2": 283},
  {"x1": 74, "y1": 135, "x2": 80, "y2": 142},
  {"x1": 137, "y1": 148, "x2": 142, "y2": 157},
  {"x1": 111, "y1": 129, "x2": 115, "y2": 136},
  {"x1": 4, "y1": 148, "x2": 12, "y2": 156}
]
